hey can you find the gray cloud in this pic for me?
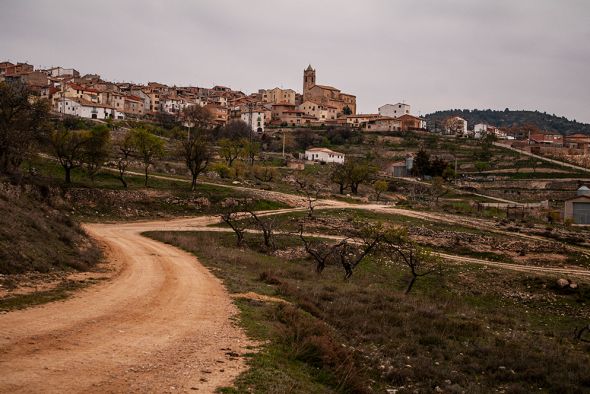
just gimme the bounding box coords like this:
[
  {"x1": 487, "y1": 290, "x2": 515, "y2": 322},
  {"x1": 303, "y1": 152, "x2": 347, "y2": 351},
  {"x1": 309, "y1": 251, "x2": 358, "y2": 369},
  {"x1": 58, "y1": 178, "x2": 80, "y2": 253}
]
[{"x1": 1, "y1": 0, "x2": 589, "y2": 122}]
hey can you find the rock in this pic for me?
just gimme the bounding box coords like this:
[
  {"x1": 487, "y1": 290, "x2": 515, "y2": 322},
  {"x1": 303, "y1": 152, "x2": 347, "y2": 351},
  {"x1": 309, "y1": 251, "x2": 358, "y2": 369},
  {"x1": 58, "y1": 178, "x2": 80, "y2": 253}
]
[
  {"x1": 556, "y1": 278, "x2": 569, "y2": 288},
  {"x1": 569, "y1": 282, "x2": 578, "y2": 289}
]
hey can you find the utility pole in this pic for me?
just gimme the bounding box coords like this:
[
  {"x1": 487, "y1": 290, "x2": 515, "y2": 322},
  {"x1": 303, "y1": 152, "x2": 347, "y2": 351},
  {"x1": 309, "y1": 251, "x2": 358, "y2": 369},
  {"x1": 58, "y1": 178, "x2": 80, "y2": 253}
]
[
  {"x1": 282, "y1": 131, "x2": 286, "y2": 158},
  {"x1": 247, "y1": 102, "x2": 254, "y2": 165}
]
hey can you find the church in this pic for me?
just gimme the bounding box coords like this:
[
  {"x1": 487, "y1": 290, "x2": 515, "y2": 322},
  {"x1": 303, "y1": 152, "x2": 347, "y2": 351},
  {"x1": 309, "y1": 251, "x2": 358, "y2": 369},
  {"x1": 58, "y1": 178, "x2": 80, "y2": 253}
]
[{"x1": 302, "y1": 65, "x2": 356, "y2": 115}]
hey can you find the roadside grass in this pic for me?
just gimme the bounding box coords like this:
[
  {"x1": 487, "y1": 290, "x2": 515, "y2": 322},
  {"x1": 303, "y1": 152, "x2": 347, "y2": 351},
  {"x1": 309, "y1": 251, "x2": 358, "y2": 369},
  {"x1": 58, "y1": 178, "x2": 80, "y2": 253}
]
[
  {"x1": 0, "y1": 279, "x2": 101, "y2": 312},
  {"x1": 23, "y1": 156, "x2": 289, "y2": 221},
  {"x1": 0, "y1": 181, "x2": 102, "y2": 275},
  {"x1": 210, "y1": 208, "x2": 520, "y2": 264},
  {"x1": 211, "y1": 208, "x2": 486, "y2": 235},
  {"x1": 147, "y1": 230, "x2": 590, "y2": 393}
]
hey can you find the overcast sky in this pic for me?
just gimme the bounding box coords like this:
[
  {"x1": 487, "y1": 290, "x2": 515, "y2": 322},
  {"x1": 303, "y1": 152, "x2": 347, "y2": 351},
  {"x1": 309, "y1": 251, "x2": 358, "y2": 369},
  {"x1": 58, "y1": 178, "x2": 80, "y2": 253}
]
[{"x1": 1, "y1": 0, "x2": 589, "y2": 122}]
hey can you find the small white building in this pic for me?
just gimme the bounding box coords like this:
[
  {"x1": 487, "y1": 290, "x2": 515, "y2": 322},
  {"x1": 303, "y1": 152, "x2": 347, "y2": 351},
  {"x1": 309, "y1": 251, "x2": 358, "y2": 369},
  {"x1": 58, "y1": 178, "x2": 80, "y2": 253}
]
[
  {"x1": 304, "y1": 147, "x2": 345, "y2": 164},
  {"x1": 240, "y1": 109, "x2": 267, "y2": 133},
  {"x1": 57, "y1": 98, "x2": 125, "y2": 120},
  {"x1": 378, "y1": 103, "x2": 411, "y2": 118},
  {"x1": 46, "y1": 66, "x2": 79, "y2": 78}
]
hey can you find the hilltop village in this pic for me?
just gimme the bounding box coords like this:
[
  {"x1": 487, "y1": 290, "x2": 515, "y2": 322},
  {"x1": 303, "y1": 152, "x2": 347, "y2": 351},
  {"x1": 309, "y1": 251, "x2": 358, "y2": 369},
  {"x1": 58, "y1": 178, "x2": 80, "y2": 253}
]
[
  {"x1": 0, "y1": 60, "x2": 427, "y2": 131},
  {"x1": 2, "y1": 61, "x2": 590, "y2": 393}
]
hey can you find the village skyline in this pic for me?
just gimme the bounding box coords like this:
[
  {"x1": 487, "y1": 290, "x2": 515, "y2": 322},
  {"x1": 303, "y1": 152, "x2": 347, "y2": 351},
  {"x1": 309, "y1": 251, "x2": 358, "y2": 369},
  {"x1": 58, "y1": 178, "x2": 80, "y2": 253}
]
[{"x1": 1, "y1": 0, "x2": 589, "y2": 122}]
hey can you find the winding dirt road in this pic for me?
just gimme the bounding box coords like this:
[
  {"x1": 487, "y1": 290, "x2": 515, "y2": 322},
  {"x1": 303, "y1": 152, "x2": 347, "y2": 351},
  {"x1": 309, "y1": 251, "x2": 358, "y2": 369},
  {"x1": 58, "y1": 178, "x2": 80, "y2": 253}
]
[
  {"x1": 0, "y1": 216, "x2": 253, "y2": 393},
  {"x1": 1, "y1": 199, "x2": 589, "y2": 393}
]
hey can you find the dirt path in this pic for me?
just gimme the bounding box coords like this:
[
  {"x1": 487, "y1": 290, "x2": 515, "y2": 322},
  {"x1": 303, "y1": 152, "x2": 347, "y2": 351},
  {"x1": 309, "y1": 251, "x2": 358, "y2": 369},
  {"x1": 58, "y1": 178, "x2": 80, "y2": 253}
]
[
  {"x1": 1, "y1": 199, "x2": 588, "y2": 392},
  {"x1": 0, "y1": 216, "x2": 253, "y2": 393}
]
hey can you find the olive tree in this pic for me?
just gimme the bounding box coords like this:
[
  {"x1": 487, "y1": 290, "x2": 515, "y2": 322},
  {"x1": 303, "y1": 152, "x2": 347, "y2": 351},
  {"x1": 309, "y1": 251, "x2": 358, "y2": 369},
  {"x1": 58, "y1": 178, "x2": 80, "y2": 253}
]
[{"x1": 130, "y1": 128, "x2": 164, "y2": 187}]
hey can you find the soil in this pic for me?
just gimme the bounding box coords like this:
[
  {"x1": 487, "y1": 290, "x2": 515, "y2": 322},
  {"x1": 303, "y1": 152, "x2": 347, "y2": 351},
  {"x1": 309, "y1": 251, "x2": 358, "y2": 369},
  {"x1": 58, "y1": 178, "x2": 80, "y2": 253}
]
[{"x1": 0, "y1": 216, "x2": 254, "y2": 393}]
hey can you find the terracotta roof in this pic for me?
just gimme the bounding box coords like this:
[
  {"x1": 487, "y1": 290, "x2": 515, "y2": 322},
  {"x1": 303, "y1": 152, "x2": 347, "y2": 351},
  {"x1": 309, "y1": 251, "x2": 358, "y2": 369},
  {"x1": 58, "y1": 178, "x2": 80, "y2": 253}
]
[
  {"x1": 65, "y1": 97, "x2": 114, "y2": 109},
  {"x1": 68, "y1": 83, "x2": 99, "y2": 93},
  {"x1": 313, "y1": 84, "x2": 340, "y2": 92},
  {"x1": 125, "y1": 95, "x2": 143, "y2": 102},
  {"x1": 347, "y1": 114, "x2": 380, "y2": 119},
  {"x1": 397, "y1": 114, "x2": 424, "y2": 121}
]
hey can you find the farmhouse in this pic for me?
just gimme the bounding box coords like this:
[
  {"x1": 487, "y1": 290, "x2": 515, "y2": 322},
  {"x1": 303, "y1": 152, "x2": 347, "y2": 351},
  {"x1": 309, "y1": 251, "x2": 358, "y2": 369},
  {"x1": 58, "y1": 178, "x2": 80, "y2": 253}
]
[{"x1": 304, "y1": 147, "x2": 345, "y2": 164}]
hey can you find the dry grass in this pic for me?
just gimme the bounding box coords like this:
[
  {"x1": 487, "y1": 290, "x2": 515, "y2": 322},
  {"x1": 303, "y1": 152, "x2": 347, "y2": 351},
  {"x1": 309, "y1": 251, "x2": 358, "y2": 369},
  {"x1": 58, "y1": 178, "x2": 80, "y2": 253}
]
[
  {"x1": 148, "y1": 231, "x2": 590, "y2": 393},
  {"x1": 0, "y1": 181, "x2": 102, "y2": 275}
]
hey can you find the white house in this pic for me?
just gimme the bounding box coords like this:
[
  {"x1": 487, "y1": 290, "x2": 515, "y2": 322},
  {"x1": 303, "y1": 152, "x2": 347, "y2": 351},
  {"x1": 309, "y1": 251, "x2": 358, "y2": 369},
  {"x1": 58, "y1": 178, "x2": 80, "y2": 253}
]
[
  {"x1": 304, "y1": 147, "x2": 345, "y2": 164},
  {"x1": 57, "y1": 98, "x2": 125, "y2": 120},
  {"x1": 378, "y1": 103, "x2": 411, "y2": 118},
  {"x1": 240, "y1": 109, "x2": 267, "y2": 133}
]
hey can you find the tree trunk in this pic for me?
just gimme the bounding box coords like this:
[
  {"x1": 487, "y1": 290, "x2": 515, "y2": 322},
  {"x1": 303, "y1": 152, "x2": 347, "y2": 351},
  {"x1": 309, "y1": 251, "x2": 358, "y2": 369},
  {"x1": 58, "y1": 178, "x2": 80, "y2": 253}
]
[
  {"x1": 119, "y1": 174, "x2": 127, "y2": 188},
  {"x1": 405, "y1": 275, "x2": 417, "y2": 294},
  {"x1": 64, "y1": 166, "x2": 72, "y2": 184},
  {"x1": 144, "y1": 166, "x2": 149, "y2": 187},
  {"x1": 191, "y1": 174, "x2": 197, "y2": 191},
  {"x1": 339, "y1": 184, "x2": 344, "y2": 194}
]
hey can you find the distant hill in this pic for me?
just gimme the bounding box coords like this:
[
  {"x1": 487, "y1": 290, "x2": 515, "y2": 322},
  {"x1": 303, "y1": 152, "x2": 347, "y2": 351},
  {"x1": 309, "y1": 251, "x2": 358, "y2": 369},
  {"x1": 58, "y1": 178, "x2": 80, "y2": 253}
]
[{"x1": 424, "y1": 109, "x2": 590, "y2": 135}]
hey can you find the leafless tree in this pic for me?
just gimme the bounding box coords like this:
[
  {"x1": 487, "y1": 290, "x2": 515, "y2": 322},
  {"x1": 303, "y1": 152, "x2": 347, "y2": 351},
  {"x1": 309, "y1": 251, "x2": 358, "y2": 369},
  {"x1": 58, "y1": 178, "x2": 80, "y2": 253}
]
[
  {"x1": 299, "y1": 225, "x2": 348, "y2": 274},
  {"x1": 182, "y1": 133, "x2": 211, "y2": 191},
  {"x1": 295, "y1": 177, "x2": 322, "y2": 218},
  {"x1": 248, "y1": 209, "x2": 277, "y2": 251},
  {"x1": 220, "y1": 200, "x2": 252, "y2": 247},
  {"x1": 335, "y1": 230, "x2": 384, "y2": 279},
  {"x1": 382, "y1": 229, "x2": 442, "y2": 294},
  {"x1": 115, "y1": 132, "x2": 135, "y2": 188},
  {"x1": 182, "y1": 105, "x2": 212, "y2": 131}
]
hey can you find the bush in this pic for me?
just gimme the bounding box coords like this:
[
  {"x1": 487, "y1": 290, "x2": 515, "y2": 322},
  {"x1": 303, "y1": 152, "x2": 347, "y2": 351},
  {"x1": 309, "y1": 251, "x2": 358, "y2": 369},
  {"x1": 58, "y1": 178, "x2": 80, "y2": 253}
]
[{"x1": 211, "y1": 162, "x2": 231, "y2": 178}]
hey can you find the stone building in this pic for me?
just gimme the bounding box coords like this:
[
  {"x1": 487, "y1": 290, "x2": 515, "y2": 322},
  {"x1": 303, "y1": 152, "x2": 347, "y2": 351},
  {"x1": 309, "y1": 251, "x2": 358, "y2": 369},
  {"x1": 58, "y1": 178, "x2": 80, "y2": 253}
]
[{"x1": 302, "y1": 65, "x2": 356, "y2": 115}]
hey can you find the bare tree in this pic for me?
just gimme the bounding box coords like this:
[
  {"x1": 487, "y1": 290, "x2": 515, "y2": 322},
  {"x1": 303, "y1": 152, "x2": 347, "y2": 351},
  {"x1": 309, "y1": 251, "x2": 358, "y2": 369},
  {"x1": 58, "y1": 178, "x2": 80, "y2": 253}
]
[
  {"x1": 182, "y1": 133, "x2": 211, "y2": 191},
  {"x1": 252, "y1": 164, "x2": 278, "y2": 183},
  {"x1": 299, "y1": 226, "x2": 348, "y2": 274},
  {"x1": 382, "y1": 229, "x2": 442, "y2": 294},
  {"x1": 335, "y1": 230, "x2": 384, "y2": 279},
  {"x1": 295, "y1": 177, "x2": 321, "y2": 218},
  {"x1": 220, "y1": 200, "x2": 252, "y2": 247},
  {"x1": 115, "y1": 131, "x2": 135, "y2": 188},
  {"x1": 182, "y1": 105, "x2": 212, "y2": 131},
  {"x1": 248, "y1": 209, "x2": 277, "y2": 251}
]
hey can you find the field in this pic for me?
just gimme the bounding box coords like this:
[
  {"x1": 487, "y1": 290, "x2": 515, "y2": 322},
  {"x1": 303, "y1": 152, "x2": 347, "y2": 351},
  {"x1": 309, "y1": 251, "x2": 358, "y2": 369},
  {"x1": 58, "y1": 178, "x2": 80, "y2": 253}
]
[{"x1": 148, "y1": 230, "x2": 590, "y2": 393}]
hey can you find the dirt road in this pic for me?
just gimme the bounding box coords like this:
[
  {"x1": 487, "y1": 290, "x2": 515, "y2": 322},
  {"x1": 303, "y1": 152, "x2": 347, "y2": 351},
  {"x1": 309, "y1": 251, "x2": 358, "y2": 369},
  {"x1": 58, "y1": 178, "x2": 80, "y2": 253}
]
[
  {"x1": 0, "y1": 216, "x2": 253, "y2": 393},
  {"x1": 1, "y1": 200, "x2": 588, "y2": 393}
]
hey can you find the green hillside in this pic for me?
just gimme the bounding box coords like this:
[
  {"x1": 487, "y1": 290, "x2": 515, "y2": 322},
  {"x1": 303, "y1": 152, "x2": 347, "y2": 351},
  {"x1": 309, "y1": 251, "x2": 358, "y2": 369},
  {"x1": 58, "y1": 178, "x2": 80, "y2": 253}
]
[{"x1": 424, "y1": 109, "x2": 590, "y2": 135}]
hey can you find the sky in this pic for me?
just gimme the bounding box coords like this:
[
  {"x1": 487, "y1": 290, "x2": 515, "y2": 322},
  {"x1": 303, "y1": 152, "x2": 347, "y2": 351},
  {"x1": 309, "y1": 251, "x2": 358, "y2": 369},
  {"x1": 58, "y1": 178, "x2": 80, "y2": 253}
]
[{"x1": 1, "y1": 0, "x2": 589, "y2": 122}]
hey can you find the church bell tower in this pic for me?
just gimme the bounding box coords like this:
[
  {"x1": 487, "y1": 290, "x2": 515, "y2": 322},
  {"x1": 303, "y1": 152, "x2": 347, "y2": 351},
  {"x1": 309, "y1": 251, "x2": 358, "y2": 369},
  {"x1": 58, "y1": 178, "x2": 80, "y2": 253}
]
[{"x1": 303, "y1": 64, "x2": 315, "y2": 97}]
